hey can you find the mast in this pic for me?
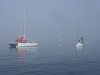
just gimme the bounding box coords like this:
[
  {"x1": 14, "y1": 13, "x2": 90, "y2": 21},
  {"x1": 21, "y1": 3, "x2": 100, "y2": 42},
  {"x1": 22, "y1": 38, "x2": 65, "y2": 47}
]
[
  {"x1": 77, "y1": 20, "x2": 80, "y2": 41},
  {"x1": 23, "y1": 8, "x2": 26, "y2": 40}
]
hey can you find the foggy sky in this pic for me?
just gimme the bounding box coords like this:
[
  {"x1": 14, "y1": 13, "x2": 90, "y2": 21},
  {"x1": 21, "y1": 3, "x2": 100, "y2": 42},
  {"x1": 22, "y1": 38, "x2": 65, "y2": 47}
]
[{"x1": 0, "y1": 0, "x2": 100, "y2": 46}]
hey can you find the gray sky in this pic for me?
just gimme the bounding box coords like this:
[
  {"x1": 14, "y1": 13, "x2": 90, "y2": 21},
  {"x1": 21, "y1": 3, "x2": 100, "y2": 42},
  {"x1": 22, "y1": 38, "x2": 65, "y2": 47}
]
[{"x1": 0, "y1": 0, "x2": 100, "y2": 46}]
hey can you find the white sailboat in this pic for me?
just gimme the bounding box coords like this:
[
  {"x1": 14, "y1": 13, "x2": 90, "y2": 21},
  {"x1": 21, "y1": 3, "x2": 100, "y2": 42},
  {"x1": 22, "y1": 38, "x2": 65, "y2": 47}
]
[
  {"x1": 76, "y1": 21, "x2": 84, "y2": 48},
  {"x1": 9, "y1": 10, "x2": 38, "y2": 48},
  {"x1": 76, "y1": 39, "x2": 84, "y2": 47}
]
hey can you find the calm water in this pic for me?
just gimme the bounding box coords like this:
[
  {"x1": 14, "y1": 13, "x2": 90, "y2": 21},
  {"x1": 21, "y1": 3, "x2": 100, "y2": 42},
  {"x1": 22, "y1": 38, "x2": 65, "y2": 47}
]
[{"x1": 0, "y1": 41, "x2": 100, "y2": 75}]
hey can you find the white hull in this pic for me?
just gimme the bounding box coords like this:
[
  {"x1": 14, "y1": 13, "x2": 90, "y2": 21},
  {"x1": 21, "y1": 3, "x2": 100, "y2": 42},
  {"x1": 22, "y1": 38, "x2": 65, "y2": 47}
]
[
  {"x1": 16, "y1": 42, "x2": 38, "y2": 47},
  {"x1": 76, "y1": 42, "x2": 83, "y2": 48}
]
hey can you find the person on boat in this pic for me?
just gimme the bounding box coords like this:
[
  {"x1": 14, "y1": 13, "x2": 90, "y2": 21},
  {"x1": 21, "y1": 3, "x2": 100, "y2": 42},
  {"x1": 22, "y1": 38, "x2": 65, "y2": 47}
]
[
  {"x1": 15, "y1": 35, "x2": 26, "y2": 43},
  {"x1": 78, "y1": 39, "x2": 81, "y2": 43}
]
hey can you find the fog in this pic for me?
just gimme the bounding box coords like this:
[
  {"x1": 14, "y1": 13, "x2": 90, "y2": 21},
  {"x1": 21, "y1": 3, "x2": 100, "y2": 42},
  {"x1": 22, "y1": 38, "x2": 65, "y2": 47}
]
[{"x1": 0, "y1": 0, "x2": 100, "y2": 47}]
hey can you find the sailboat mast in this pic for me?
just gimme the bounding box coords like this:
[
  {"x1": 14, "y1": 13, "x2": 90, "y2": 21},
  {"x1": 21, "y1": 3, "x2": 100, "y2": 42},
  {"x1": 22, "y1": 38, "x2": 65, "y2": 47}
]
[
  {"x1": 23, "y1": 9, "x2": 26, "y2": 40},
  {"x1": 77, "y1": 20, "x2": 80, "y2": 41}
]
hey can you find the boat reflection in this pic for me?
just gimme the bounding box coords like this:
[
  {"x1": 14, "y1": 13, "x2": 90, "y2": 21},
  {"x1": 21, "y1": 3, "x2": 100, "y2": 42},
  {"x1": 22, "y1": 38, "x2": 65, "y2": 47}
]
[
  {"x1": 16, "y1": 47, "x2": 38, "y2": 63},
  {"x1": 74, "y1": 46, "x2": 84, "y2": 73},
  {"x1": 76, "y1": 46, "x2": 83, "y2": 50}
]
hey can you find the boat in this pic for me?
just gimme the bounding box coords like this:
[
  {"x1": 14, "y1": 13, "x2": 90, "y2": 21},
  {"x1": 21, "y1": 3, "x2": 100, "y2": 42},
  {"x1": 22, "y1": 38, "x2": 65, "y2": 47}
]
[
  {"x1": 16, "y1": 35, "x2": 38, "y2": 48},
  {"x1": 9, "y1": 10, "x2": 38, "y2": 48},
  {"x1": 76, "y1": 21, "x2": 84, "y2": 48},
  {"x1": 76, "y1": 39, "x2": 84, "y2": 48}
]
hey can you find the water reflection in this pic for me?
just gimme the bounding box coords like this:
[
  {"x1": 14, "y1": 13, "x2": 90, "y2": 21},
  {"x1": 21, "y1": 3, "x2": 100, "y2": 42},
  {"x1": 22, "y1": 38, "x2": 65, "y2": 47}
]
[
  {"x1": 75, "y1": 46, "x2": 84, "y2": 73},
  {"x1": 16, "y1": 47, "x2": 38, "y2": 63},
  {"x1": 76, "y1": 46, "x2": 83, "y2": 50}
]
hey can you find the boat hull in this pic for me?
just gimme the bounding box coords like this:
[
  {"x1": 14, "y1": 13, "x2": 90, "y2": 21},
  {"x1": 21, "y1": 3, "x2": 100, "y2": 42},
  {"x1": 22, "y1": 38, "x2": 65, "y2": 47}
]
[
  {"x1": 16, "y1": 43, "x2": 38, "y2": 47},
  {"x1": 76, "y1": 42, "x2": 83, "y2": 48}
]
